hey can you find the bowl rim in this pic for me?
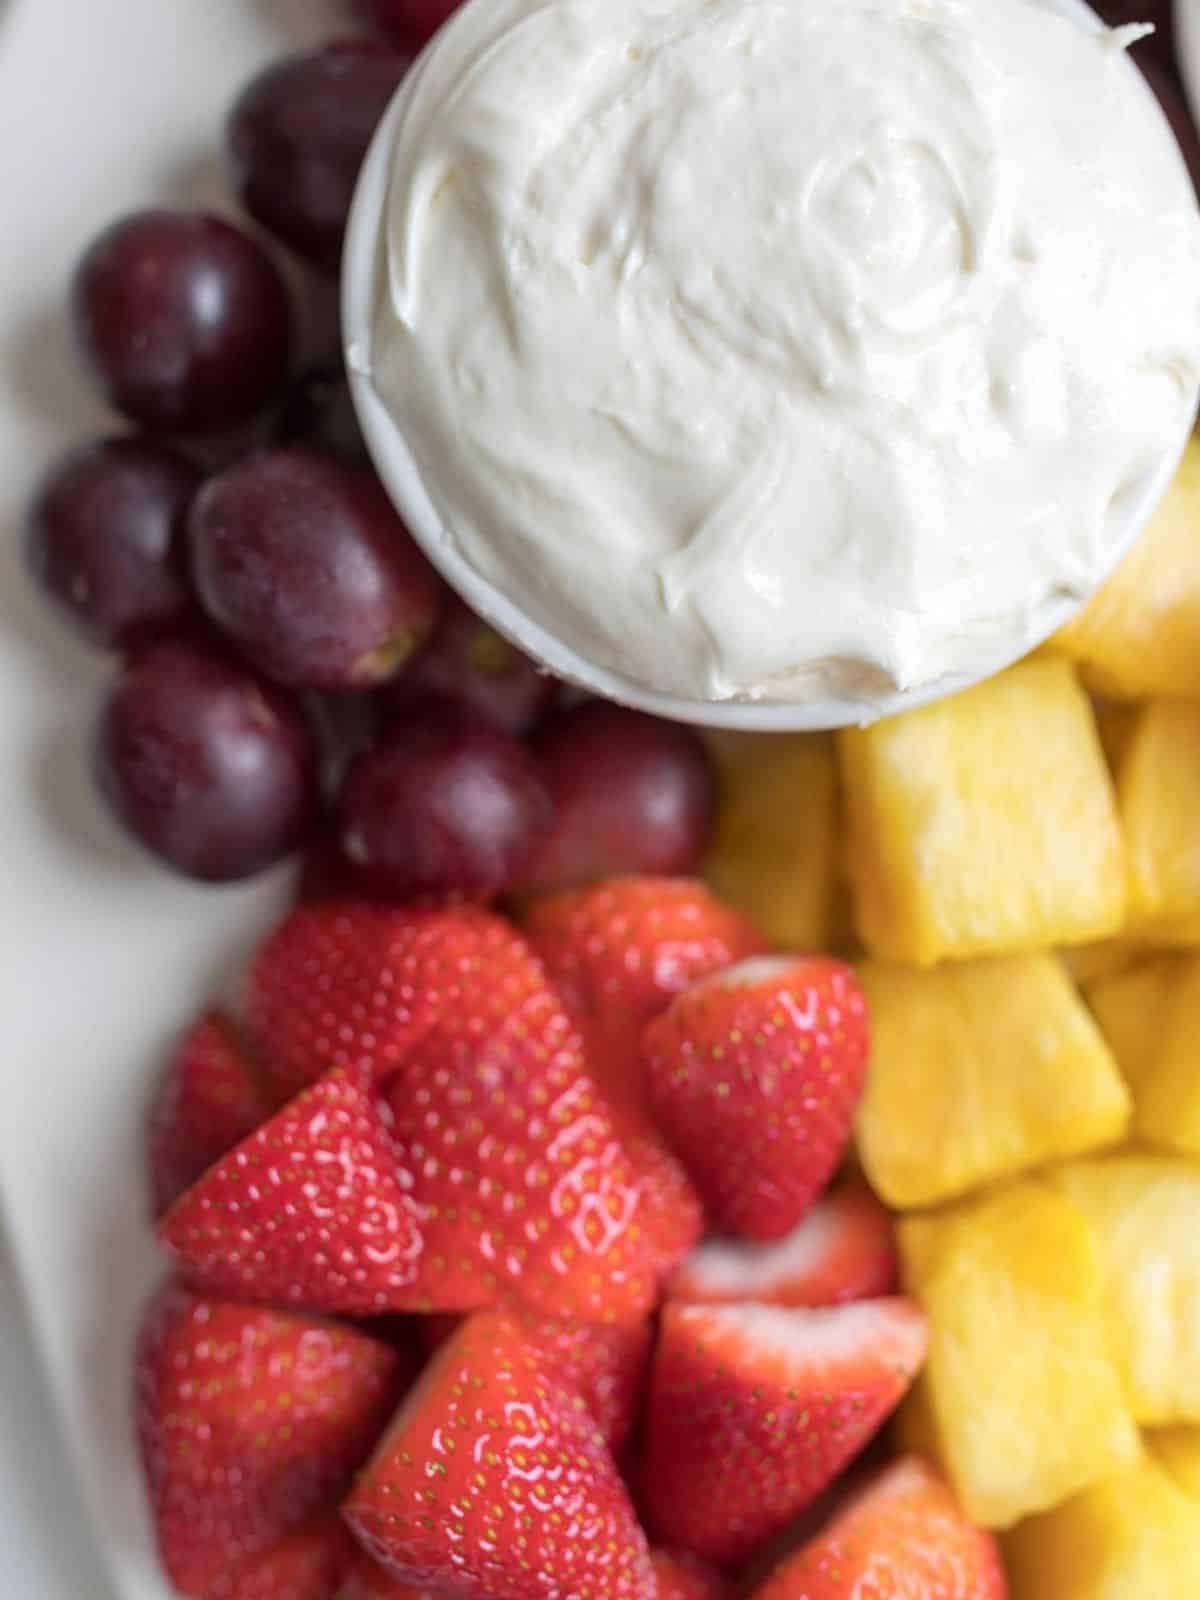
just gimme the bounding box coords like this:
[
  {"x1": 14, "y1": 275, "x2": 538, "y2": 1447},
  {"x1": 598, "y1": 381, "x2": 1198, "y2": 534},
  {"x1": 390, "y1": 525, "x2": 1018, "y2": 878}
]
[{"x1": 342, "y1": 0, "x2": 1197, "y2": 731}]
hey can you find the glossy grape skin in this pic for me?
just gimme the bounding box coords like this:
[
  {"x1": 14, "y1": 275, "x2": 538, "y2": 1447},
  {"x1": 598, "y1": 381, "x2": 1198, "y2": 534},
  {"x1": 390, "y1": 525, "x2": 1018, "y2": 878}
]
[
  {"x1": 383, "y1": 596, "x2": 557, "y2": 736},
  {"x1": 276, "y1": 364, "x2": 368, "y2": 463},
  {"x1": 71, "y1": 211, "x2": 291, "y2": 434},
  {"x1": 25, "y1": 437, "x2": 199, "y2": 648},
  {"x1": 520, "y1": 701, "x2": 715, "y2": 895},
  {"x1": 370, "y1": 0, "x2": 461, "y2": 50},
  {"x1": 95, "y1": 638, "x2": 318, "y2": 882},
  {"x1": 188, "y1": 447, "x2": 444, "y2": 691},
  {"x1": 336, "y1": 696, "x2": 553, "y2": 900},
  {"x1": 227, "y1": 41, "x2": 410, "y2": 273},
  {"x1": 1140, "y1": 59, "x2": 1200, "y2": 196}
]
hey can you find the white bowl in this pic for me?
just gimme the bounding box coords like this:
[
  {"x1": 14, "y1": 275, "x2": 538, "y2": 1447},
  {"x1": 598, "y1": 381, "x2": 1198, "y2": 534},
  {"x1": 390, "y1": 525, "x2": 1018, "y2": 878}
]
[{"x1": 343, "y1": 0, "x2": 1196, "y2": 731}]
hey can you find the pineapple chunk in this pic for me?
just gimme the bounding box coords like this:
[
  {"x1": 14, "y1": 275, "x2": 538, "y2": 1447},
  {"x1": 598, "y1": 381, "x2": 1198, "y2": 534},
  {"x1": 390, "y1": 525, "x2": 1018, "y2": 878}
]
[
  {"x1": 1052, "y1": 1155, "x2": 1200, "y2": 1424},
  {"x1": 899, "y1": 1181, "x2": 1137, "y2": 1528},
  {"x1": 1092, "y1": 698, "x2": 1140, "y2": 775},
  {"x1": 1004, "y1": 1451, "x2": 1200, "y2": 1600},
  {"x1": 1117, "y1": 698, "x2": 1200, "y2": 939},
  {"x1": 1138, "y1": 953, "x2": 1200, "y2": 1156},
  {"x1": 1085, "y1": 957, "x2": 1182, "y2": 1098},
  {"x1": 1059, "y1": 938, "x2": 1140, "y2": 986},
  {"x1": 701, "y1": 732, "x2": 836, "y2": 949},
  {"x1": 857, "y1": 955, "x2": 1129, "y2": 1210},
  {"x1": 1051, "y1": 434, "x2": 1200, "y2": 701},
  {"x1": 1149, "y1": 1428, "x2": 1200, "y2": 1501},
  {"x1": 838, "y1": 658, "x2": 1125, "y2": 965}
]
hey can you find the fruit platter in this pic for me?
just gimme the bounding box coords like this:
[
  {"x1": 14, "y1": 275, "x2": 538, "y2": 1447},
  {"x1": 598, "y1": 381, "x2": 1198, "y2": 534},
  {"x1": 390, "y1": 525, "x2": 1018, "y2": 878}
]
[{"x1": 5, "y1": 1, "x2": 1200, "y2": 1598}]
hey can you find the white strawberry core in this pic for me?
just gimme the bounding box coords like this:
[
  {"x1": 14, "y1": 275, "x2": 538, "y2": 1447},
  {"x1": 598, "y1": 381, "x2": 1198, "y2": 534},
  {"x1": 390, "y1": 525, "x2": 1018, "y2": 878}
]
[
  {"x1": 679, "y1": 1298, "x2": 927, "y2": 1377},
  {"x1": 680, "y1": 1204, "x2": 838, "y2": 1295},
  {"x1": 690, "y1": 954, "x2": 810, "y2": 995}
]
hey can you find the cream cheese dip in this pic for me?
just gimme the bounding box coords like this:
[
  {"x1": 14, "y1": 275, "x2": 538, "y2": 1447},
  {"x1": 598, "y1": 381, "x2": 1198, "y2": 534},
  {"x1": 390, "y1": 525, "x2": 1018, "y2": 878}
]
[{"x1": 362, "y1": 0, "x2": 1200, "y2": 708}]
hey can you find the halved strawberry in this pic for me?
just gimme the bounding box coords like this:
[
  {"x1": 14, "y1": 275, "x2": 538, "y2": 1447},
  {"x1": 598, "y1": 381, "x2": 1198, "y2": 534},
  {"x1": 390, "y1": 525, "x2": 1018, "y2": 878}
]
[
  {"x1": 668, "y1": 1182, "x2": 897, "y2": 1309},
  {"x1": 136, "y1": 1284, "x2": 408, "y2": 1597},
  {"x1": 384, "y1": 919, "x2": 698, "y2": 1320},
  {"x1": 640, "y1": 1298, "x2": 927, "y2": 1566},
  {"x1": 207, "y1": 1516, "x2": 357, "y2": 1600},
  {"x1": 148, "y1": 1011, "x2": 271, "y2": 1218},
  {"x1": 644, "y1": 956, "x2": 870, "y2": 1239},
  {"x1": 159, "y1": 1066, "x2": 424, "y2": 1314},
  {"x1": 749, "y1": 1456, "x2": 1007, "y2": 1600},
  {"x1": 410, "y1": 1310, "x2": 651, "y2": 1448},
  {"x1": 523, "y1": 877, "x2": 766, "y2": 1133},
  {"x1": 651, "y1": 1548, "x2": 729, "y2": 1600},
  {"x1": 244, "y1": 901, "x2": 506, "y2": 1101},
  {"x1": 343, "y1": 1308, "x2": 656, "y2": 1600}
]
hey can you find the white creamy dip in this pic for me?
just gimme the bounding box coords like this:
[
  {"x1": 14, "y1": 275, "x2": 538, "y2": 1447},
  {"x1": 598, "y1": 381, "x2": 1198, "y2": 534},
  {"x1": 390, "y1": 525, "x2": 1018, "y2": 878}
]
[{"x1": 366, "y1": 0, "x2": 1200, "y2": 706}]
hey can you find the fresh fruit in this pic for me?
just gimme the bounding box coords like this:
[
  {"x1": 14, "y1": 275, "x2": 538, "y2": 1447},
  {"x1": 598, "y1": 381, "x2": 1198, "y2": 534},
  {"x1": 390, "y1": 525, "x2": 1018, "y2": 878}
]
[
  {"x1": 1141, "y1": 59, "x2": 1200, "y2": 196},
  {"x1": 244, "y1": 900, "x2": 508, "y2": 1099},
  {"x1": 25, "y1": 436, "x2": 199, "y2": 648},
  {"x1": 408, "y1": 1310, "x2": 652, "y2": 1449},
  {"x1": 338, "y1": 1551, "x2": 440, "y2": 1598},
  {"x1": 668, "y1": 1181, "x2": 897, "y2": 1309},
  {"x1": 342, "y1": 1309, "x2": 655, "y2": 1599},
  {"x1": 899, "y1": 1181, "x2": 1137, "y2": 1528},
  {"x1": 1083, "y1": 955, "x2": 1181, "y2": 1095},
  {"x1": 701, "y1": 732, "x2": 838, "y2": 949},
  {"x1": 135, "y1": 1284, "x2": 407, "y2": 1597},
  {"x1": 856, "y1": 954, "x2": 1130, "y2": 1210},
  {"x1": 71, "y1": 210, "x2": 290, "y2": 433},
  {"x1": 650, "y1": 1548, "x2": 728, "y2": 1600},
  {"x1": 385, "y1": 595, "x2": 557, "y2": 736},
  {"x1": 524, "y1": 875, "x2": 766, "y2": 1133},
  {"x1": 1115, "y1": 698, "x2": 1200, "y2": 939},
  {"x1": 369, "y1": 0, "x2": 461, "y2": 50},
  {"x1": 639, "y1": 1298, "x2": 927, "y2": 1565},
  {"x1": 278, "y1": 365, "x2": 367, "y2": 463},
  {"x1": 228, "y1": 42, "x2": 410, "y2": 272},
  {"x1": 645, "y1": 955, "x2": 868, "y2": 1239},
  {"x1": 159, "y1": 1065, "x2": 425, "y2": 1313},
  {"x1": 838, "y1": 657, "x2": 1125, "y2": 964},
  {"x1": 208, "y1": 1517, "x2": 357, "y2": 1600},
  {"x1": 147, "y1": 1010, "x2": 270, "y2": 1217},
  {"x1": 1050, "y1": 434, "x2": 1200, "y2": 699},
  {"x1": 1051, "y1": 1155, "x2": 1200, "y2": 1423},
  {"x1": 95, "y1": 636, "x2": 318, "y2": 882},
  {"x1": 384, "y1": 916, "x2": 699, "y2": 1319},
  {"x1": 1004, "y1": 1450, "x2": 1200, "y2": 1600},
  {"x1": 336, "y1": 698, "x2": 552, "y2": 900},
  {"x1": 522, "y1": 703, "x2": 715, "y2": 895},
  {"x1": 189, "y1": 447, "x2": 443, "y2": 691},
  {"x1": 1149, "y1": 1427, "x2": 1200, "y2": 1500},
  {"x1": 1134, "y1": 952, "x2": 1200, "y2": 1153},
  {"x1": 750, "y1": 1456, "x2": 1007, "y2": 1600}
]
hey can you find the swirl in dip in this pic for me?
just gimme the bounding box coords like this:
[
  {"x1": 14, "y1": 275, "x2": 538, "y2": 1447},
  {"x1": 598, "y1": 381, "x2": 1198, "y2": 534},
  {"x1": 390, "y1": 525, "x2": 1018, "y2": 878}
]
[{"x1": 361, "y1": 0, "x2": 1200, "y2": 708}]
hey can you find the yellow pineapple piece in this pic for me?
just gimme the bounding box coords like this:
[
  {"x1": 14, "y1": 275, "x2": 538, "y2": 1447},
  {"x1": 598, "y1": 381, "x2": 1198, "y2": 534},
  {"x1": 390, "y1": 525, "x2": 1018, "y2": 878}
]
[
  {"x1": 1085, "y1": 956, "x2": 1182, "y2": 1097},
  {"x1": 899, "y1": 1181, "x2": 1137, "y2": 1528},
  {"x1": 1092, "y1": 698, "x2": 1140, "y2": 775},
  {"x1": 838, "y1": 658, "x2": 1125, "y2": 965},
  {"x1": 1051, "y1": 434, "x2": 1200, "y2": 701},
  {"x1": 1138, "y1": 953, "x2": 1200, "y2": 1156},
  {"x1": 857, "y1": 955, "x2": 1129, "y2": 1210},
  {"x1": 890, "y1": 1374, "x2": 944, "y2": 1464},
  {"x1": 1117, "y1": 698, "x2": 1200, "y2": 940},
  {"x1": 701, "y1": 732, "x2": 837, "y2": 949},
  {"x1": 1052, "y1": 1155, "x2": 1200, "y2": 1424},
  {"x1": 1149, "y1": 1427, "x2": 1200, "y2": 1501},
  {"x1": 1004, "y1": 1451, "x2": 1200, "y2": 1600},
  {"x1": 1059, "y1": 938, "x2": 1140, "y2": 986}
]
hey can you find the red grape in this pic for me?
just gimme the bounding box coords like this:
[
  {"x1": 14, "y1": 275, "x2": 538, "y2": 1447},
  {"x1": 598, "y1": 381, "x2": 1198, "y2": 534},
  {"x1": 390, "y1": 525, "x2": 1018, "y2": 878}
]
[
  {"x1": 228, "y1": 41, "x2": 410, "y2": 273},
  {"x1": 72, "y1": 211, "x2": 291, "y2": 434},
  {"x1": 369, "y1": 0, "x2": 461, "y2": 50},
  {"x1": 277, "y1": 364, "x2": 368, "y2": 463},
  {"x1": 384, "y1": 596, "x2": 557, "y2": 735},
  {"x1": 26, "y1": 437, "x2": 199, "y2": 648},
  {"x1": 188, "y1": 446, "x2": 444, "y2": 691},
  {"x1": 1091, "y1": 1, "x2": 1176, "y2": 80},
  {"x1": 336, "y1": 696, "x2": 552, "y2": 900},
  {"x1": 520, "y1": 702, "x2": 715, "y2": 894},
  {"x1": 95, "y1": 638, "x2": 318, "y2": 882}
]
